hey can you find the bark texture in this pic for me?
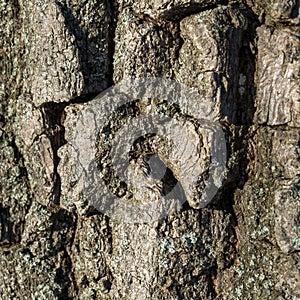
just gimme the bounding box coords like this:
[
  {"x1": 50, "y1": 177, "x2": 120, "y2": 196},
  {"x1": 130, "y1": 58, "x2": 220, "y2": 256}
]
[{"x1": 1, "y1": 0, "x2": 299, "y2": 299}]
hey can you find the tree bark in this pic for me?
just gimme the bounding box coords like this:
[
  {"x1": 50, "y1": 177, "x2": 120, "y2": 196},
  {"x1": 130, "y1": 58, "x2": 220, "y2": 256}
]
[{"x1": 0, "y1": 0, "x2": 299, "y2": 299}]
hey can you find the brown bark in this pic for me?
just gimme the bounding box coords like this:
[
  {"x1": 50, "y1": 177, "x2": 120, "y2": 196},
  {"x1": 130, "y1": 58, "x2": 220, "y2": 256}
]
[{"x1": 0, "y1": 0, "x2": 299, "y2": 299}]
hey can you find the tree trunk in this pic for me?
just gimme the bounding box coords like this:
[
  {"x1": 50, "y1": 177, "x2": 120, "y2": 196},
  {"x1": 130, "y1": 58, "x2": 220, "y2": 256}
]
[{"x1": 0, "y1": 0, "x2": 299, "y2": 299}]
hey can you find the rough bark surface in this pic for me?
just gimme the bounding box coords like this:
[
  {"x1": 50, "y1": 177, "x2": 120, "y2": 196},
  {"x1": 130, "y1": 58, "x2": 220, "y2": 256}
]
[{"x1": 1, "y1": 0, "x2": 299, "y2": 299}]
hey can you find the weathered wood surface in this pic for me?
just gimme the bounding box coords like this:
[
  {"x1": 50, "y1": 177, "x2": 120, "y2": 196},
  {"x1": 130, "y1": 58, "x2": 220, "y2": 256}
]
[{"x1": 1, "y1": 0, "x2": 299, "y2": 299}]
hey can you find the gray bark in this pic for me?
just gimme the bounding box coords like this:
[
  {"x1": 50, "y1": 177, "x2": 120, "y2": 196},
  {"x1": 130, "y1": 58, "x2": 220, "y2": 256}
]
[{"x1": 0, "y1": 0, "x2": 299, "y2": 299}]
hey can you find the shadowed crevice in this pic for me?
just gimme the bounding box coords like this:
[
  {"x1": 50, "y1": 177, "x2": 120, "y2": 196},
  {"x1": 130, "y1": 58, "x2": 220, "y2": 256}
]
[
  {"x1": 160, "y1": 1, "x2": 229, "y2": 21},
  {"x1": 40, "y1": 102, "x2": 68, "y2": 206}
]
